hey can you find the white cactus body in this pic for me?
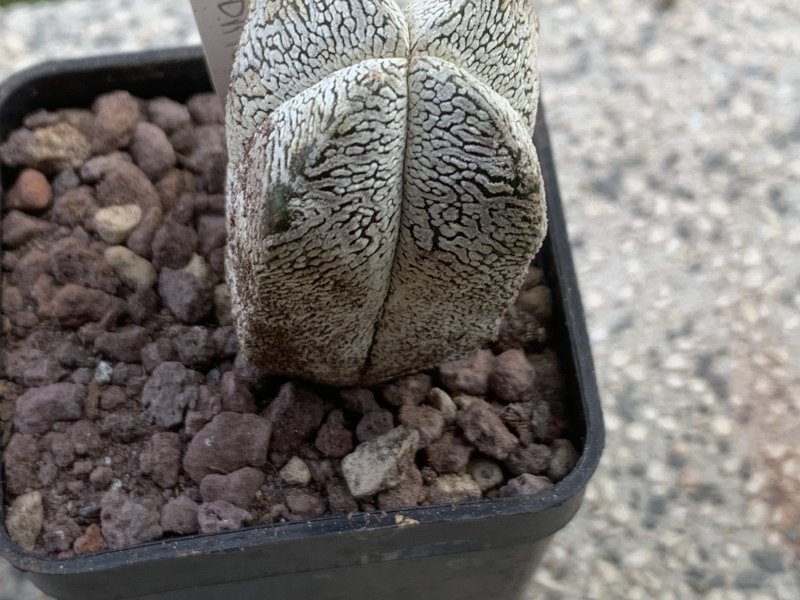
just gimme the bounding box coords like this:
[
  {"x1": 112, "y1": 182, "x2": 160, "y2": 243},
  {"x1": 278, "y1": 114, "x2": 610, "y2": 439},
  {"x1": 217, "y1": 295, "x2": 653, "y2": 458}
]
[{"x1": 227, "y1": 0, "x2": 546, "y2": 386}]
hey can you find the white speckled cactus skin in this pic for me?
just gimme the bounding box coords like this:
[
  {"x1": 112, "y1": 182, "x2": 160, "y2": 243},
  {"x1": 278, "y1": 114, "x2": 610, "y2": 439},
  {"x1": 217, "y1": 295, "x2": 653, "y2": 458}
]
[{"x1": 226, "y1": 0, "x2": 546, "y2": 386}]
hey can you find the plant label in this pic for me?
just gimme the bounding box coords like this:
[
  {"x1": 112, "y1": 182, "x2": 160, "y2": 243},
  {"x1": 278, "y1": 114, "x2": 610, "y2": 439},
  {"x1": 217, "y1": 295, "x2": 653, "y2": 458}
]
[{"x1": 189, "y1": 0, "x2": 250, "y2": 103}]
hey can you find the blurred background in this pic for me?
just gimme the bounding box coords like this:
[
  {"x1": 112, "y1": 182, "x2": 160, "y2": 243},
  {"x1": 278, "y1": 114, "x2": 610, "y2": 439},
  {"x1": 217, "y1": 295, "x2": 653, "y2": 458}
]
[{"x1": 1, "y1": 0, "x2": 799, "y2": 598}]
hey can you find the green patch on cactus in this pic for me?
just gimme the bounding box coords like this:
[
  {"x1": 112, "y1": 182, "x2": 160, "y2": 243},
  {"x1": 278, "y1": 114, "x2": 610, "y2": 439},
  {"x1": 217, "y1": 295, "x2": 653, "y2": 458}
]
[{"x1": 263, "y1": 183, "x2": 294, "y2": 234}]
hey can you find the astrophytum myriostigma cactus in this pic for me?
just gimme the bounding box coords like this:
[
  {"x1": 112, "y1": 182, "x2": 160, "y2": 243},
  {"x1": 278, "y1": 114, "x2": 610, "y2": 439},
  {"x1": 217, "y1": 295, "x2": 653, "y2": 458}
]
[{"x1": 226, "y1": 0, "x2": 546, "y2": 386}]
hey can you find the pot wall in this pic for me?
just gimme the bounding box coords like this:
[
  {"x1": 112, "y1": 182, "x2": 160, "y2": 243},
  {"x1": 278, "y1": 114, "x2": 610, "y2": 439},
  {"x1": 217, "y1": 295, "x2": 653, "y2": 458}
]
[{"x1": 0, "y1": 47, "x2": 603, "y2": 600}]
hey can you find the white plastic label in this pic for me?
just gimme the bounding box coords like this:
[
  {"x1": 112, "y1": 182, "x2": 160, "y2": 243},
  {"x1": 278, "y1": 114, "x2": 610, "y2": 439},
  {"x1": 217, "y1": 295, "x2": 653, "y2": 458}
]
[{"x1": 189, "y1": 0, "x2": 250, "y2": 103}]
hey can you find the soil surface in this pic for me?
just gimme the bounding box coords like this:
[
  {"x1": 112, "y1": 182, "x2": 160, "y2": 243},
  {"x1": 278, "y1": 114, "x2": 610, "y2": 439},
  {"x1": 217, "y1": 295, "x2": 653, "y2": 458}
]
[{"x1": 0, "y1": 90, "x2": 576, "y2": 557}]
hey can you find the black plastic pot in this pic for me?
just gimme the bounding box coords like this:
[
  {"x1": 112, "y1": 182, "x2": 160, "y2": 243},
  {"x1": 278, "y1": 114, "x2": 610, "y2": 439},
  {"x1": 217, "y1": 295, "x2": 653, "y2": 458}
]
[{"x1": 0, "y1": 47, "x2": 604, "y2": 600}]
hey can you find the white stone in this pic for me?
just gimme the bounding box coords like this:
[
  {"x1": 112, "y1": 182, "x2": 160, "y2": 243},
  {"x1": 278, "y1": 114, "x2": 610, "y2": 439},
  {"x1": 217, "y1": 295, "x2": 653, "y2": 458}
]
[
  {"x1": 5, "y1": 491, "x2": 43, "y2": 551},
  {"x1": 427, "y1": 474, "x2": 482, "y2": 503},
  {"x1": 666, "y1": 374, "x2": 685, "y2": 389},
  {"x1": 426, "y1": 387, "x2": 457, "y2": 422},
  {"x1": 95, "y1": 361, "x2": 114, "y2": 384},
  {"x1": 658, "y1": 416, "x2": 679, "y2": 432},
  {"x1": 626, "y1": 422, "x2": 648, "y2": 442},
  {"x1": 183, "y1": 253, "x2": 218, "y2": 287},
  {"x1": 279, "y1": 457, "x2": 311, "y2": 487},
  {"x1": 664, "y1": 354, "x2": 689, "y2": 370},
  {"x1": 94, "y1": 204, "x2": 142, "y2": 244},
  {"x1": 609, "y1": 505, "x2": 632, "y2": 525},
  {"x1": 609, "y1": 350, "x2": 630, "y2": 368},
  {"x1": 710, "y1": 415, "x2": 734, "y2": 437},
  {"x1": 548, "y1": 439, "x2": 580, "y2": 481},
  {"x1": 724, "y1": 543, "x2": 745, "y2": 560},
  {"x1": 342, "y1": 426, "x2": 419, "y2": 498},
  {"x1": 604, "y1": 412, "x2": 622, "y2": 432},
  {"x1": 104, "y1": 245, "x2": 157, "y2": 289},
  {"x1": 646, "y1": 462, "x2": 671, "y2": 485},
  {"x1": 624, "y1": 548, "x2": 652, "y2": 569},
  {"x1": 640, "y1": 406, "x2": 658, "y2": 421}
]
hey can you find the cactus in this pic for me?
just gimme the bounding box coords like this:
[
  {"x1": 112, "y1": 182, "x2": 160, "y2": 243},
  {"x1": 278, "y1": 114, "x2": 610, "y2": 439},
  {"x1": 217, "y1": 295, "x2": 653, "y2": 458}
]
[{"x1": 226, "y1": 0, "x2": 546, "y2": 386}]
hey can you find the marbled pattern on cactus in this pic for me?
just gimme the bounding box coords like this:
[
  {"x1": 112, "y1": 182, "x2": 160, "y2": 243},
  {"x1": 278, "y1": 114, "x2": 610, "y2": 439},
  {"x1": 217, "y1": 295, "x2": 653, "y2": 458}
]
[{"x1": 226, "y1": 0, "x2": 546, "y2": 386}]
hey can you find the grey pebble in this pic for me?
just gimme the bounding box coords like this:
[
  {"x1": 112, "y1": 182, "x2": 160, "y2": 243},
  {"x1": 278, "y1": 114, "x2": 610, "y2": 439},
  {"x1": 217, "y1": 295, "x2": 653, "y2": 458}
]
[
  {"x1": 734, "y1": 569, "x2": 768, "y2": 590},
  {"x1": 750, "y1": 549, "x2": 784, "y2": 574}
]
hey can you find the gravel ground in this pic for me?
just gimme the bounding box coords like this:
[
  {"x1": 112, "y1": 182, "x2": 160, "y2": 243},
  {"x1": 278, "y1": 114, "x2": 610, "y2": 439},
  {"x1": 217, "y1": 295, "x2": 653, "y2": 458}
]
[{"x1": 1, "y1": 1, "x2": 799, "y2": 599}]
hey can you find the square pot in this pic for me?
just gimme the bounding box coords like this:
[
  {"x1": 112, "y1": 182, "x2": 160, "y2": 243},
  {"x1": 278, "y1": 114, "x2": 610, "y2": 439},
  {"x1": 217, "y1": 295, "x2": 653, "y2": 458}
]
[{"x1": 0, "y1": 47, "x2": 604, "y2": 600}]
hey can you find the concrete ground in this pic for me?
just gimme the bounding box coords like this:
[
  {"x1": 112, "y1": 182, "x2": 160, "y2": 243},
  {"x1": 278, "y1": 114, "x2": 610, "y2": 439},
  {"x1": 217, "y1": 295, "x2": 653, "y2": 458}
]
[{"x1": 1, "y1": 1, "x2": 799, "y2": 598}]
